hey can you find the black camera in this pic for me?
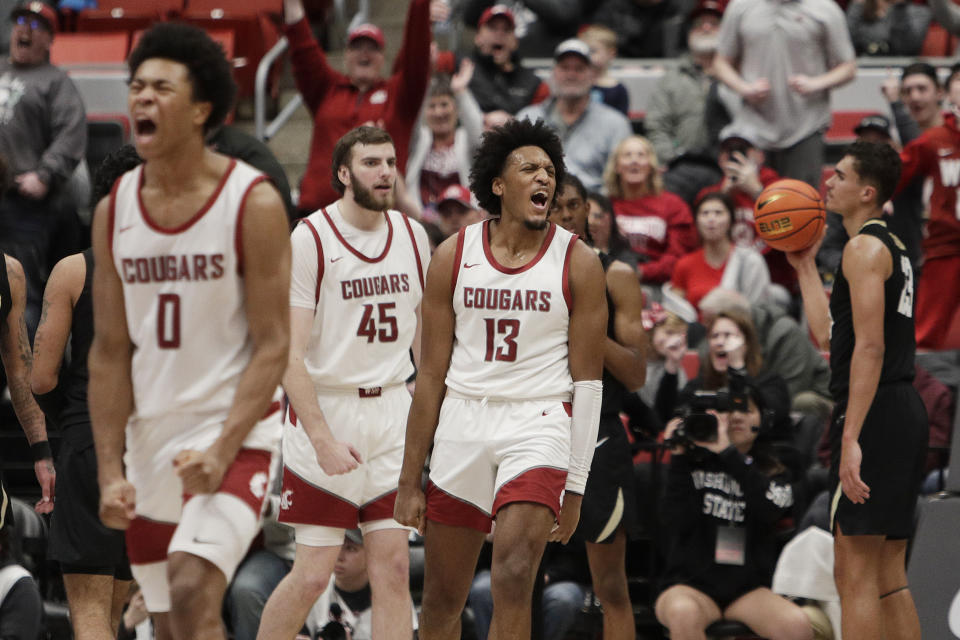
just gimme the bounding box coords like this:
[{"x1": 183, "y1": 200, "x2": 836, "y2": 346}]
[{"x1": 668, "y1": 370, "x2": 750, "y2": 447}]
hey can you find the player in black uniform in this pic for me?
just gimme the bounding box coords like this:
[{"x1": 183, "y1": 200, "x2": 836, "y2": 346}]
[
  {"x1": 31, "y1": 145, "x2": 142, "y2": 640},
  {"x1": 551, "y1": 175, "x2": 647, "y2": 640},
  {"x1": 787, "y1": 141, "x2": 926, "y2": 640}
]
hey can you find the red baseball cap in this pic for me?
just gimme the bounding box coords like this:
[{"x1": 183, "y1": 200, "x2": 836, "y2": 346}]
[
  {"x1": 347, "y1": 23, "x2": 385, "y2": 49},
  {"x1": 478, "y1": 4, "x2": 515, "y2": 29},
  {"x1": 438, "y1": 184, "x2": 474, "y2": 210},
  {"x1": 11, "y1": 1, "x2": 57, "y2": 33},
  {"x1": 689, "y1": 0, "x2": 725, "y2": 21}
]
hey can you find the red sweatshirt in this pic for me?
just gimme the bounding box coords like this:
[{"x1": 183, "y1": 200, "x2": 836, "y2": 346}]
[
  {"x1": 612, "y1": 191, "x2": 697, "y2": 283},
  {"x1": 898, "y1": 110, "x2": 960, "y2": 260},
  {"x1": 286, "y1": 0, "x2": 431, "y2": 213}
]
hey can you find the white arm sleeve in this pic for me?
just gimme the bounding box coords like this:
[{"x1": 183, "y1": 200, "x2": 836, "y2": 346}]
[{"x1": 566, "y1": 379, "x2": 603, "y2": 494}]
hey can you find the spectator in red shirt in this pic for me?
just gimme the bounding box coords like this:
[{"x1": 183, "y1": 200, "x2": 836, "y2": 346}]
[
  {"x1": 695, "y1": 132, "x2": 794, "y2": 292},
  {"x1": 604, "y1": 135, "x2": 698, "y2": 285},
  {"x1": 283, "y1": 0, "x2": 434, "y2": 215}
]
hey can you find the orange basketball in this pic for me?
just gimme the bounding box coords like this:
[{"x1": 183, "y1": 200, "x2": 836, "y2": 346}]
[{"x1": 753, "y1": 179, "x2": 826, "y2": 253}]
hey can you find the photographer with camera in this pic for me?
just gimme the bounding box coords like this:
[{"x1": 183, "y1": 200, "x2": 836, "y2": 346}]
[{"x1": 654, "y1": 377, "x2": 813, "y2": 640}]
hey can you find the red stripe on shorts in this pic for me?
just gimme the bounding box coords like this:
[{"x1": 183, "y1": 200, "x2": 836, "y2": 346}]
[
  {"x1": 277, "y1": 466, "x2": 358, "y2": 529},
  {"x1": 182, "y1": 448, "x2": 272, "y2": 515},
  {"x1": 360, "y1": 490, "x2": 398, "y2": 522},
  {"x1": 492, "y1": 467, "x2": 567, "y2": 519},
  {"x1": 425, "y1": 482, "x2": 492, "y2": 533},
  {"x1": 126, "y1": 517, "x2": 177, "y2": 565}
]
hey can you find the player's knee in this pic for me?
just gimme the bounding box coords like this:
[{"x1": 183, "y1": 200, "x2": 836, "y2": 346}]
[
  {"x1": 490, "y1": 558, "x2": 539, "y2": 600},
  {"x1": 422, "y1": 581, "x2": 467, "y2": 621},
  {"x1": 289, "y1": 564, "x2": 332, "y2": 598},
  {"x1": 367, "y1": 548, "x2": 410, "y2": 594}
]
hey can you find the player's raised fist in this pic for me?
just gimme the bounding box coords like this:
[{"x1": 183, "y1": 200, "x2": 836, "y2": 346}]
[
  {"x1": 99, "y1": 478, "x2": 136, "y2": 530},
  {"x1": 310, "y1": 438, "x2": 362, "y2": 476},
  {"x1": 174, "y1": 448, "x2": 228, "y2": 494},
  {"x1": 394, "y1": 485, "x2": 426, "y2": 535}
]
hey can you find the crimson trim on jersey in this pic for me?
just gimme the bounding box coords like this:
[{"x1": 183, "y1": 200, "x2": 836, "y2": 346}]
[
  {"x1": 278, "y1": 466, "x2": 359, "y2": 529},
  {"x1": 492, "y1": 466, "x2": 566, "y2": 519},
  {"x1": 359, "y1": 490, "x2": 398, "y2": 522},
  {"x1": 234, "y1": 175, "x2": 269, "y2": 276},
  {"x1": 321, "y1": 206, "x2": 394, "y2": 263},
  {"x1": 451, "y1": 227, "x2": 466, "y2": 292},
  {"x1": 425, "y1": 481, "x2": 492, "y2": 533},
  {"x1": 107, "y1": 172, "x2": 122, "y2": 261},
  {"x1": 562, "y1": 234, "x2": 578, "y2": 311},
  {"x1": 137, "y1": 159, "x2": 237, "y2": 234},
  {"x1": 301, "y1": 219, "x2": 325, "y2": 305},
  {"x1": 400, "y1": 214, "x2": 425, "y2": 290},
  {"x1": 481, "y1": 219, "x2": 557, "y2": 274},
  {"x1": 126, "y1": 516, "x2": 177, "y2": 565}
]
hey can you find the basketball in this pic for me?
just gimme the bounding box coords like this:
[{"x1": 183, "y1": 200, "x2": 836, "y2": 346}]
[{"x1": 753, "y1": 179, "x2": 826, "y2": 253}]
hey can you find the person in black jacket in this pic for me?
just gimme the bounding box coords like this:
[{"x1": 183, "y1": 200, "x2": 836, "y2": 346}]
[{"x1": 654, "y1": 382, "x2": 813, "y2": 640}]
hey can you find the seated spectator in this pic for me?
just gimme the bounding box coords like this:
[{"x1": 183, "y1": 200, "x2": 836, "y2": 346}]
[
  {"x1": 282, "y1": 0, "x2": 432, "y2": 214},
  {"x1": 304, "y1": 530, "x2": 418, "y2": 640},
  {"x1": 466, "y1": 5, "x2": 550, "y2": 127},
  {"x1": 638, "y1": 305, "x2": 689, "y2": 421},
  {"x1": 666, "y1": 192, "x2": 770, "y2": 319},
  {"x1": 587, "y1": 192, "x2": 639, "y2": 269},
  {"x1": 604, "y1": 135, "x2": 698, "y2": 286},
  {"x1": 0, "y1": 517, "x2": 42, "y2": 640},
  {"x1": 579, "y1": 24, "x2": 630, "y2": 115},
  {"x1": 434, "y1": 184, "x2": 484, "y2": 238},
  {"x1": 462, "y1": 0, "x2": 585, "y2": 58},
  {"x1": 407, "y1": 65, "x2": 484, "y2": 214},
  {"x1": 694, "y1": 133, "x2": 794, "y2": 294},
  {"x1": 517, "y1": 39, "x2": 632, "y2": 192},
  {"x1": 589, "y1": 0, "x2": 683, "y2": 58},
  {"x1": 656, "y1": 381, "x2": 812, "y2": 640},
  {"x1": 846, "y1": 0, "x2": 930, "y2": 56},
  {"x1": 645, "y1": 0, "x2": 726, "y2": 165},
  {"x1": 698, "y1": 288, "x2": 832, "y2": 421},
  {"x1": 468, "y1": 538, "x2": 589, "y2": 640}
]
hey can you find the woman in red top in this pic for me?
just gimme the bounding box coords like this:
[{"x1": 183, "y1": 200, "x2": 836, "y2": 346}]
[
  {"x1": 668, "y1": 193, "x2": 770, "y2": 318},
  {"x1": 603, "y1": 136, "x2": 697, "y2": 284}
]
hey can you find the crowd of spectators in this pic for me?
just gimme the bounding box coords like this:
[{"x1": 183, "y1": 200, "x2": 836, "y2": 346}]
[{"x1": 1, "y1": 0, "x2": 960, "y2": 638}]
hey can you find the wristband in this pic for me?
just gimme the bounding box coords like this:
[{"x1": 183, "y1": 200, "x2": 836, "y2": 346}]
[{"x1": 31, "y1": 440, "x2": 52, "y2": 461}]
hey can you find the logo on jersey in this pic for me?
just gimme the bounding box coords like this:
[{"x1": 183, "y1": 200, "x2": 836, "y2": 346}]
[
  {"x1": 940, "y1": 158, "x2": 960, "y2": 187},
  {"x1": 249, "y1": 472, "x2": 268, "y2": 500},
  {"x1": 463, "y1": 287, "x2": 551, "y2": 312},
  {"x1": 120, "y1": 254, "x2": 225, "y2": 284},
  {"x1": 464, "y1": 262, "x2": 480, "y2": 269},
  {"x1": 330, "y1": 256, "x2": 343, "y2": 263},
  {"x1": 280, "y1": 489, "x2": 294, "y2": 510},
  {"x1": 340, "y1": 274, "x2": 410, "y2": 300}
]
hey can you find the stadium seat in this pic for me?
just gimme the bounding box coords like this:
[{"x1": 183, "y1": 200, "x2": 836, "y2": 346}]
[
  {"x1": 705, "y1": 620, "x2": 764, "y2": 638},
  {"x1": 825, "y1": 111, "x2": 873, "y2": 144},
  {"x1": 50, "y1": 31, "x2": 128, "y2": 66},
  {"x1": 681, "y1": 350, "x2": 700, "y2": 380},
  {"x1": 86, "y1": 116, "x2": 128, "y2": 177},
  {"x1": 75, "y1": 0, "x2": 182, "y2": 34},
  {"x1": 920, "y1": 22, "x2": 958, "y2": 57}
]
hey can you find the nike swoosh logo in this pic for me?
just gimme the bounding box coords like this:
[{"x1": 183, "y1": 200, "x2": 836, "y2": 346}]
[
  {"x1": 757, "y1": 193, "x2": 786, "y2": 210},
  {"x1": 192, "y1": 536, "x2": 218, "y2": 545},
  {"x1": 118, "y1": 225, "x2": 134, "y2": 233},
  {"x1": 330, "y1": 256, "x2": 343, "y2": 263},
  {"x1": 595, "y1": 436, "x2": 609, "y2": 449},
  {"x1": 542, "y1": 409, "x2": 551, "y2": 416},
  {"x1": 464, "y1": 263, "x2": 480, "y2": 269}
]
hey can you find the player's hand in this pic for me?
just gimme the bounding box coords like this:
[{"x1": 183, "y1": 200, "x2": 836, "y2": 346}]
[
  {"x1": 15, "y1": 172, "x2": 48, "y2": 200},
  {"x1": 33, "y1": 458, "x2": 55, "y2": 514},
  {"x1": 100, "y1": 477, "x2": 136, "y2": 530},
  {"x1": 788, "y1": 74, "x2": 821, "y2": 96},
  {"x1": 694, "y1": 410, "x2": 730, "y2": 454},
  {"x1": 839, "y1": 438, "x2": 870, "y2": 504},
  {"x1": 174, "y1": 448, "x2": 228, "y2": 495},
  {"x1": 123, "y1": 590, "x2": 149, "y2": 631},
  {"x1": 550, "y1": 493, "x2": 582, "y2": 544},
  {"x1": 310, "y1": 438, "x2": 362, "y2": 475},
  {"x1": 394, "y1": 483, "x2": 426, "y2": 535},
  {"x1": 784, "y1": 224, "x2": 826, "y2": 270},
  {"x1": 742, "y1": 78, "x2": 770, "y2": 105}
]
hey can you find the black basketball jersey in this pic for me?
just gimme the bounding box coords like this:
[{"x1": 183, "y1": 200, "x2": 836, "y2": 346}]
[
  {"x1": 59, "y1": 249, "x2": 93, "y2": 429},
  {"x1": 0, "y1": 252, "x2": 11, "y2": 328},
  {"x1": 829, "y1": 219, "x2": 916, "y2": 399},
  {"x1": 599, "y1": 251, "x2": 628, "y2": 416}
]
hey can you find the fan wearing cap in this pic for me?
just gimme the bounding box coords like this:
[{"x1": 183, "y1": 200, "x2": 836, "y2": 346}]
[
  {"x1": 0, "y1": 0, "x2": 86, "y2": 336},
  {"x1": 434, "y1": 184, "x2": 483, "y2": 238},
  {"x1": 712, "y1": 0, "x2": 856, "y2": 189},
  {"x1": 517, "y1": 39, "x2": 631, "y2": 193},
  {"x1": 282, "y1": 0, "x2": 435, "y2": 215},
  {"x1": 463, "y1": 0, "x2": 584, "y2": 59},
  {"x1": 645, "y1": 0, "x2": 727, "y2": 165},
  {"x1": 466, "y1": 4, "x2": 550, "y2": 126}
]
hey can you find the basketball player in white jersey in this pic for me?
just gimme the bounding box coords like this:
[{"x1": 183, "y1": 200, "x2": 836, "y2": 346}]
[
  {"x1": 395, "y1": 118, "x2": 608, "y2": 640},
  {"x1": 88, "y1": 24, "x2": 290, "y2": 640},
  {"x1": 256, "y1": 126, "x2": 429, "y2": 640}
]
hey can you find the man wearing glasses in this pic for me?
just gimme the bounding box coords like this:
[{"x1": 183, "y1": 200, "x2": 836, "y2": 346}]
[{"x1": 0, "y1": 1, "x2": 86, "y2": 337}]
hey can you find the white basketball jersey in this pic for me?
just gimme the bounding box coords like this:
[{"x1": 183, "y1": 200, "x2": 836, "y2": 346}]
[
  {"x1": 110, "y1": 159, "x2": 264, "y2": 422},
  {"x1": 292, "y1": 203, "x2": 426, "y2": 389},
  {"x1": 445, "y1": 220, "x2": 576, "y2": 400}
]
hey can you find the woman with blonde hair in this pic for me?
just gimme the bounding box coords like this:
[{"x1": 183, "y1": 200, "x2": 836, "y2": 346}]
[{"x1": 604, "y1": 135, "x2": 697, "y2": 285}]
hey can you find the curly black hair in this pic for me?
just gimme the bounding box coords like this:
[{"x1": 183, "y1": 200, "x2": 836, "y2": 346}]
[
  {"x1": 469, "y1": 118, "x2": 566, "y2": 217},
  {"x1": 91, "y1": 144, "x2": 142, "y2": 207},
  {"x1": 127, "y1": 22, "x2": 237, "y2": 135}
]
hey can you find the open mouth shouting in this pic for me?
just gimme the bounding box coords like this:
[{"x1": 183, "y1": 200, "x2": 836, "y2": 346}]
[{"x1": 530, "y1": 190, "x2": 550, "y2": 213}]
